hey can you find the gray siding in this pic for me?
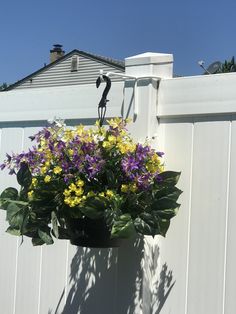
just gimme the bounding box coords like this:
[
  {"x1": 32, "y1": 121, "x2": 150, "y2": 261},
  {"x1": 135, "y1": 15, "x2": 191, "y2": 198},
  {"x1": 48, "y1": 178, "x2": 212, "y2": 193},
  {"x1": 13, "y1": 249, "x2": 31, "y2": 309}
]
[{"x1": 14, "y1": 54, "x2": 124, "y2": 89}]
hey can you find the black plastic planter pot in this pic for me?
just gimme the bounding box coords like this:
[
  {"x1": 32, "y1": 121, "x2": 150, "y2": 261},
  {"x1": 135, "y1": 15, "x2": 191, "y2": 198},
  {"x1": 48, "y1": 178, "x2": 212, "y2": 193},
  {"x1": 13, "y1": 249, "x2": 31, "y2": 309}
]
[{"x1": 69, "y1": 217, "x2": 122, "y2": 248}]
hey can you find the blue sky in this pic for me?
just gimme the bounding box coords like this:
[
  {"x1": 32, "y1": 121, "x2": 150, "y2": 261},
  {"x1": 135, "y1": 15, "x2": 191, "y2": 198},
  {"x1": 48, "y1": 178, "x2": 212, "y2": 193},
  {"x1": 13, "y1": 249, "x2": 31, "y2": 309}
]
[{"x1": 1, "y1": 0, "x2": 235, "y2": 84}]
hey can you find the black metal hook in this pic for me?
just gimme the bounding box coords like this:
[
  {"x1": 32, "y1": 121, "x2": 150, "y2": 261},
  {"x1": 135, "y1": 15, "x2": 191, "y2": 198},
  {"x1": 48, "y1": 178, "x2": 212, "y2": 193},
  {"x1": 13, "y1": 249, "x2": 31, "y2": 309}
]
[{"x1": 96, "y1": 75, "x2": 111, "y2": 126}]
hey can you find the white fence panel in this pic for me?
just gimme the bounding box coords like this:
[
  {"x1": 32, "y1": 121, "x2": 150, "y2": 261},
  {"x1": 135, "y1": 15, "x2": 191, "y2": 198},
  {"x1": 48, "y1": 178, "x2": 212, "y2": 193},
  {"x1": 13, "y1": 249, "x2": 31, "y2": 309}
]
[
  {"x1": 225, "y1": 118, "x2": 236, "y2": 313},
  {"x1": 157, "y1": 72, "x2": 236, "y2": 313},
  {"x1": 0, "y1": 54, "x2": 236, "y2": 313}
]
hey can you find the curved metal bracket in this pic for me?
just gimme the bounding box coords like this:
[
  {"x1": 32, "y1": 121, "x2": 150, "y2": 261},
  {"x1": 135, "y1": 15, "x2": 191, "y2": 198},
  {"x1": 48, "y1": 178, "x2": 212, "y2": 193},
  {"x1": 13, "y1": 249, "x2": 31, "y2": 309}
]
[{"x1": 96, "y1": 75, "x2": 111, "y2": 126}]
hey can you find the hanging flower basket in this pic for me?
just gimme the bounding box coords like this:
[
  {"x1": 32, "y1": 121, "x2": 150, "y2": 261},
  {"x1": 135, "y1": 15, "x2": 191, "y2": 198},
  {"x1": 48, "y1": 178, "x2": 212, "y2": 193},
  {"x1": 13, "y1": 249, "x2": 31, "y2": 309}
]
[
  {"x1": 69, "y1": 217, "x2": 122, "y2": 248},
  {"x1": 0, "y1": 118, "x2": 181, "y2": 248}
]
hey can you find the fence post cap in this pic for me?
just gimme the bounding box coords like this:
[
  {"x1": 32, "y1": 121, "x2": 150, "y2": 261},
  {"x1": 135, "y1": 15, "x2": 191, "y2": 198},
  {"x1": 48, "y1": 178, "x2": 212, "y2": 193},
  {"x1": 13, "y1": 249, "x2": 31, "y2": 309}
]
[{"x1": 125, "y1": 52, "x2": 173, "y2": 67}]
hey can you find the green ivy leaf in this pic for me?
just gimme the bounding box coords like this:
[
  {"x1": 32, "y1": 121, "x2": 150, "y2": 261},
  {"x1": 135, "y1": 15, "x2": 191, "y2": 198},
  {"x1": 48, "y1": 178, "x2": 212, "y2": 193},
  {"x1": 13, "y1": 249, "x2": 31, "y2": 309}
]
[
  {"x1": 158, "y1": 219, "x2": 170, "y2": 237},
  {"x1": 134, "y1": 217, "x2": 156, "y2": 236},
  {"x1": 6, "y1": 203, "x2": 22, "y2": 223},
  {"x1": 111, "y1": 214, "x2": 136, "y2": 238},
  {"x1": 80, "y1": 198, "x2": 106, "y2": 219},
  {"x1": 38, "y1": 229, "x2": 54, "y2": 245},
  {"x1": 0, "y1": 187, "x2": 18, "y2": 200},
  {"x1": 134, "y1": 211, "x2": 161, "y2": 236},
  {"x1": 0, "y1": 187, "x2": 19, "y2": 210},
  {"x1": 158, "y1": 171, "x2": 181, "y2": 186},
  {"x1": 154, "y1": 186, "x2": 182, "y2": 202},
  {"x1": 152, "y1": 197, "x2": 179, "y2": 209},
  {"x1": 6, "y1": 226, "x2": 21, "y2": 236},
  {"x1": 152, "y1": 197, "x2": 180, "y2": 219},
  {"x1": 17, "y1": 162, "x2": 32, "y2": 188},
  {"x1": 32, "y1": 237, "x2": 45, "y2": 246},
  {"x1": 51, "y1": 211, "x2": 59, "y2": 239}
]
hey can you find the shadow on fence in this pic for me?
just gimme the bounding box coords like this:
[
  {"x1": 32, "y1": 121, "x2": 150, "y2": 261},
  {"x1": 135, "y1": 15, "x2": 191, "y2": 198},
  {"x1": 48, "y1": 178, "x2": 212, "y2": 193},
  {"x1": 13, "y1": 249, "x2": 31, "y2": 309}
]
[
  {"x1": 52, "y1": 238, "x2": 175, "y2": 314},
  {"x1": 152, "y1": 261, "x2": 175, "y2": 313}
]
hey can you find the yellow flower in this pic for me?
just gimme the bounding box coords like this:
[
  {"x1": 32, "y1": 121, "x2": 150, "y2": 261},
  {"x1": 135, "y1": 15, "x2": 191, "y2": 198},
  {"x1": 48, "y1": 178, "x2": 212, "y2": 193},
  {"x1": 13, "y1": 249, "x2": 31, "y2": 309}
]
[
  {"x1": 45, "y1": 151, "x2": 52, "y2": 159},
  {"x1": 121, "y1": 183, "x2": 137, "y2": 193},
  {"x1": 121, "y1": 184, "x2": 129, "y2": 193},
  {"x1": 99, "y1": 192, "x2": 105, "y2": 197},
  {"x1": 32, "y1": 178, "x2": 38, "y2": 187},
  {"x1": 146, "y1": 153, "x2": 164, "y2": 173},
  {"x1": 106, "y1": 190, "x2": 114, "y2": 198},
  {"x1": 53, "y1": 166, "x2": 62, "y2": 174},
  {"x1": 75, "y1": 125, "x2": 85, "y2": 136},
  {"x1": 76, "y1": 179, "x2": 84, "y2": 187},
  {"x1": 63, "y1": 130, "x2": 74, "y2": 141},
  {"x1": 45, "y1": 161, "x2": 50, "y2": 167},
  {"x1": 28, "y1": 190, "x2": 34, "y2": 199},
  {"x1": 64, "y1": 195, "x2": 84, "y2": 207},
  {"x1": 117, "y1": 142, "x2": 136, "y2": 154},
  {"x1": 108, "y1": 135, "x2": 116, "y2": 144},
  {"x1": 95, "y1": 120, "x2": 101, "y2": 127},
  {"x1": 69, "y1": 183, "x2": 77, "y2": 191},
  {"x1": 68, "y1": 149, "x2": 74, "y2": 156},
  {"x1": 44, "y1": 175, "x2": 51, "y2": 183},
  {"x1": 129, "y1": 183, "x2": 137, "y2": 193},
  {"x1": 40, "y1": 166, "x2": 47, "y2": 175},
  {"x1": 107, "y1": 117, "x2": 122, "y2": 129},
  {"x1": 75, "y1": 188, "x2": 83, "y2": 196},
  {"x1": 102, "y1": 141, "x2": 112, "y2": 149},
  {"x1": 40, "y1": 139, "x2": 47, "y2": 147},
  {"x1": 63, "y1": 189, "x2": 71, "y2": 197}
]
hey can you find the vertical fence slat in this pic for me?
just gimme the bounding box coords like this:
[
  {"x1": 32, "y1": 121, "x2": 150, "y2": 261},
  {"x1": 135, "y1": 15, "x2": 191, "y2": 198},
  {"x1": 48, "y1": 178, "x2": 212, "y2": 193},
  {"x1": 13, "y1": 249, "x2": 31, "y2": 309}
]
[
  {"x1": 153, "y1": 121, "x2": 194, "y2": 314},
  {"x1": 187, "y1": 120, "x2": 230, "y2": 314},
  {"x1": 14, "y1": 127, "x2": 43, "y2": 314},
  {"x1": 39, "y1": 241, "x2": 68, "y2": 314},
  {"x1": 0, "y1": 128, "x2": 24, "y2": 314},
  {"x1": 224, "y1": 120, "x2": 236, "y2": 314}
]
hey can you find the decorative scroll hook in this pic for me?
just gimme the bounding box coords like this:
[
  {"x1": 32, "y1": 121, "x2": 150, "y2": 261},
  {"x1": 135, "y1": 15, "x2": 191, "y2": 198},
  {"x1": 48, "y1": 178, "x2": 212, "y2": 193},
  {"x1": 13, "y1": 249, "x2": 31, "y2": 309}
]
[{"x1": 96, "y1": 75, "x2": 111, "y2": 126}]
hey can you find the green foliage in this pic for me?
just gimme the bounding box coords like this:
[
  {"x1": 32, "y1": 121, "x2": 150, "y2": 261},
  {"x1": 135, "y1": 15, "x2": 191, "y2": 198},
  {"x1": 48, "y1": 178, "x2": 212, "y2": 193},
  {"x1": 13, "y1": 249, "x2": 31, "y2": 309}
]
[
  {"x1": 111, "y1": 214, "x2": 136, "y2": 238},
  {"x1": 0, "y1": 169, "x2": 182, "y2": 246},
  {"x1": 0, "y1": 119, "x2": 182, "y2": 247},
  {"x1": 217, "y1": 57, "x2": 236, "y2": 73},
  {"x1": 0, "y1": 83, "x2": 8, "y2": 91},
  {"x1": 17, "y1": 162, "x2": 32, "y2": 188},
  {"x1": 80, "y1": 197, "x2": 107, "y2": 219}
]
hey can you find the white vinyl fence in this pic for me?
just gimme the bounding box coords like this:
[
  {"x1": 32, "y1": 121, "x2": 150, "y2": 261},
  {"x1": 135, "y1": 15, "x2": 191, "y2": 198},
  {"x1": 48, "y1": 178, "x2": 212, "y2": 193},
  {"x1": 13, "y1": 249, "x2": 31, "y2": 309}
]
[{"x1": 0, "y1": 52, "x2": 236, "y2": 314}]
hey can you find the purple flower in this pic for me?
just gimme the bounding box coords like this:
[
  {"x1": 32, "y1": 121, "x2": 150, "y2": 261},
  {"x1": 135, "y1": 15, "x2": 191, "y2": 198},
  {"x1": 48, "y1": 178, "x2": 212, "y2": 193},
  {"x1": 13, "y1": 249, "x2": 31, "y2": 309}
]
[
  {"x1": 0, "y1": 163, "x2": 6, "y2": 170},
  {"x1": 122, "y1": 156, "x2": 139, "y2": 172},
  {"x1": 157, "y1": 151, "x2": 164, "y2": 157},
  {"x1": 121, "y1": 155, "x2": 140, "y2": 180},
  {"x1": 135, "y1": 173, "x2": 151, "y2": 190},
  {"x1": 84, "y1": 154, "x2": 104, "y2": 178}
]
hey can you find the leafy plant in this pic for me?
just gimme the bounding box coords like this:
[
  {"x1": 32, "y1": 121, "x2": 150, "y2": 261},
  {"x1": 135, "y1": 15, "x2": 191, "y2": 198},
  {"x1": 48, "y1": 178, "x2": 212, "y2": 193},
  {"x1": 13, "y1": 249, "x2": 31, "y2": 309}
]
[
  {"x1": 217, "y1": 57, "x2": 236, "y2": 73},
  {"x1": 0, "y1": 118, "x2": 181, "y2": 246},
  {"x1": 0, "y1": 83, "x2": 8, "y2": 91}
]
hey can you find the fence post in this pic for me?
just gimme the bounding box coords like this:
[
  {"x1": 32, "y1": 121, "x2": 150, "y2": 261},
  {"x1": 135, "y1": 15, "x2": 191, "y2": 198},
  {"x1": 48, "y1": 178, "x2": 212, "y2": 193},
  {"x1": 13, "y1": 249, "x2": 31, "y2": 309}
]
[
  {"x1": 123, "y1": 52, "x2": 173, "y2": 142},
  {"x1": 123, "y1": 52, "x2": 174, "y2": 313}
]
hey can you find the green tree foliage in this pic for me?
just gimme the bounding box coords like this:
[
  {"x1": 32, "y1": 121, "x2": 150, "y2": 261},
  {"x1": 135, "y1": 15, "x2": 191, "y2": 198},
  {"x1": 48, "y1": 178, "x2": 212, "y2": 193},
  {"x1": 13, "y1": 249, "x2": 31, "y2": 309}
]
[
  {"x1": 0, "y1": 83, "x2": 8, "y2": 91},
  {"x1": 217, "y1": 57, "x2": 236, "y2": 73}
]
